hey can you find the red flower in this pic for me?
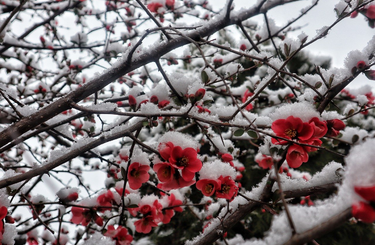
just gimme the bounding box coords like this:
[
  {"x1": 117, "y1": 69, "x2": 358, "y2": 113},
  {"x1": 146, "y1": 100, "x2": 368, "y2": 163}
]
[
  {"x1": 154, "y1": 162, "x2": 175, "y2": 182},
  {"x1": 97, "y1": 190, "x2": 114, "y2": 211},
  {"x1": 134, "y1": 216, "x2": 158, "y2": 233},
  {"x1": 196, "y1": 179, "x2": 219, "y2": 197},
  {"x1": 128, "y1": 95, "x2": 137, "y2": 106},
  {"x1": 161, "y1": 193, "x2": 183, "y2": 224},
  {"x1": 272, "y1": 116, "x2": 314, "y2": 144},
  {"x1": 240, "y1": 44, "x2": 247, "y2": 51},
  {"x1": 195, "y1": 88, "x2": 206, "y2": 100},
  {"x1": 256, "y1": 155, "x2": 274, "y2": 169},
  {"x1": 159, "y1": 142, "x2": 175, "y2": 161},
  {"x1": 308, "y1": 117, "x2": 328, "y2": 139},
  {"x1": 70, "y1": 207, "x2": 103, "y2": 226},
  {"x1": 326, "y1": 119, "x2": 345, "y2": 137},
  {"x1": 365, "y1": 5, "x2": 375, "y2": 19},
  {"x1": 286, "y1": 144, "x2": 309, "y2": 168},
  {"x1": 352, "y1": 202, "x2": 375, "y2": 223},
  {"x1": 242, "y1": 89, "x2": 254, "y2": 111},
  {"x1": 128, "y1": 162, "x2": 150, "y2": 190},
  {"x1": 150, "y1": 95, "x2": 159, "y2": 104},
  {"x1": 354, "y1": 186, "x2": 375, "y2": 202},
  {"x1": 165, "y1": 0, "x2": 175, "y2": 9},
  {"x1": 158, "y1": 100, "x2": 170, "y2": 108},
  {"x1": 216, "y1": 176, "x2": 238, "y2": 200},
  {"x1": 356, "y1": 60, "x2": 367, "y2": 70},
  {"x1": 169, "y1": 146, "x2": 202, "y2": 181},
  {"x1": 221, "y1": 153, "x2": 233, "y2": 162},
  {"x1": 0, "y1": 206, "x2": 7, "y2": 241},
  {"x1": 157, "y1": 171, "x2": 195, "y2": 191},
  {"x1": 104, "y1": 225, "x2": 133, "y2": 245},
  {"x1": 147, "y1": 2, "x2": 163, "y2": 13}
]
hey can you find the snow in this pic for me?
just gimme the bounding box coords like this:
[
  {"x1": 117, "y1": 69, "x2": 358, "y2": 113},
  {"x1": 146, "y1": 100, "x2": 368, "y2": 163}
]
[
  {"x1": 2, "y1": 224, "x2": 16, "y2": 245},
  {"x1": 269, "y1": 101, "x2": 320, "y2": 122},
  {"x1": 199, "y1": 160, "x2": 237, "y2": 180},
  {"x1": 84, "y1": 232, "x2": 115, "y2": 245},
  {"x1": 158, "y1": 131, "x2": 200, "y2": 150}
]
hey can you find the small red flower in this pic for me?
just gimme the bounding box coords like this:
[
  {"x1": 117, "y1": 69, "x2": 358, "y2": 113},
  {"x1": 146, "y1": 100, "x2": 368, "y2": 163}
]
[
  {"x1": 128, "y1": 162, "x2": 150, "y2": 190},
  {"x1": 158, "y1": 100, "x2": 170, "y2": 108},
  {"x1": 169, "y1": 146, "x2": 202, "y2": 181},
  {"x1": 221, "y1": 153, "x2": 233, "y2": 162},
  {"x1": 326, "y1": 119, "x2": 345, "y2": 137},
  {"x1": 134, "y1": 216, "x2": 158, "y2": 233},
  {"x1": 356, "y1": 60, "x2": 367, "y2": 70},
  {"x1": 365, "y1": 5, "x2": 375, "y2": 19},
  {"x1": 104, "y1": 225, "x2": 133, "y2": 245},
  {"x1": 354, "y1": 186, "x2": 375, "y2": 202},
  {"x1": 165, "y1": 0, "x2": 175, "y2": 9},
  {"x1": 272, "y1": 116, "x2": 314, "y2": 144},
  {"x1": 195, "y1": 88, "x2": 206, "y2": 100},
  {"x1": 216, "y1": 176, "x2": 238, "y2": 200},
  {"x1": 196, "y1": 179, "x2": 219, "y2": 197},
  {"x1": 286, "y1": 144, "x2": 309, "y2": 168},
  {"x1": 256, "y1": 155, "x2": 274, "y2": 169},
  {"x1": 157, "y1": 171, "x2": 195, "y2": 190},
  {"x1": 147, "y1": 2, "x2": 163, "y2": 13},
  {"x1": 154, "y1": 162, "x2": 175, "y2": 182},
  {"x1": 70, "y1": 207, "x2": 102, "y2": 226},
  {"x1": 97, "y1": 190, "x2": 114, "y2": 211},
  {"x1": 352, "y1": 202, "x2": 375, "y2": 223},
  {"x1": 128, "y1": 95, "x2": 137, "y2": 106},
  {"x1": 240, "y1": 44, "x2": 247, "y2": 51},
  {"x1": 308, "y1": 117, "x2": 328, "y2": 139},
  {"x1": 150, "y1": 95, "x2": 159, "y2": 104}
]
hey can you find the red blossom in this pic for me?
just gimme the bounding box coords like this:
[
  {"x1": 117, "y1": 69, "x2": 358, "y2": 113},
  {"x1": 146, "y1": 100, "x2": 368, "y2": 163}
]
[
  {"x1": 157, "y1": 171, "x2": 195, "y2": 190},
  {"x1": 216, "y1": 176, "x2": 238, "y2": 200},
  {"x1": 271, "y1": 116, "x2": 314, "y2": 144},
  {"x1": 221, "y1": 153, "x2": 233, "y2": 162},
  {"x1": 158, "y1": 142, "x2": 175, "y2": 161},
  {"x1": 0, "y1": 206, "x2": 7, "y2": 241},
  {"x1": 365, "y1": 5, "x2": 375, "y2": 19},
  {"x1": 165, "y1": 0, "x2": 175, "y2": 9},
  {"x1": 170, "y1": 146, "x2": 202, "y2": 181},
  {"x1": 240, "y1": 44, "x2": 247, "y2": 51},
  {"x1": 256, "y1": 155, "x2": 274, "y2": 169},
  {"x1": 195, "y1": 88, "x2": 206, "y2": 100},
  {"x1": 70, "y1": 207, "x2": 102, "y2": 226},
  {"x1": 354, "y1": 186, "x2": 375, "y2": 202},
  {"x1": 196, "y1": 179, "x2": 219, "y2": 196},
  {"x1": 326, "y1": 119, "x2": 345, "y2": 137},
  {"x1": 128, "y1": 95, "x2": 137, "y2": 106},
  {"x1": 158, "y1": 100, "x2": 170, "y2": 108},
  {"x1": 127, "y1": 162, "x2": 150, "y2": 190},
  {"x1": 147, "y1": 2, "x2": 163, "y2": 13},
  {"x1": 154, "y1": 162, "x2": 175, "y2": 182},
  {"x1": 356, "y1": 60, "x2": 367, "y2": 70},
  {"x1": 97, "y1": 190, "x2": 114, "y2": 211},
  {"x1": 104, "y1": 225, "x2": 133, "y2": 245},
  {"x1": 150, "y1": 95, "x2": 159, "y2": 104},
  {"x1": 352, "y1": 202, "x2": 375, "y2": 223},
  {"x1": 286, "y1": 144, "x2": 309, "y2": 168},
  {"x1": 197, "y1": 105, "x2": 211, "y2": 114},
  {"x1": 308, "y1": 117, "x2": 328, "y2": 139},
  {"x1": 134, "y1": 216, "x2": 158, "y2": 233}
]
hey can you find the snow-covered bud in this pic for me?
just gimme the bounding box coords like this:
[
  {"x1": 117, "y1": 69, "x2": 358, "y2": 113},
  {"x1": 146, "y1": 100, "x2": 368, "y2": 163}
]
[
  {"x1": 150, "y1": 95, "x2": 159, "y2": 104},
  {"x1": 356, "y1": 60, "x2": 367, "y2": 70}
]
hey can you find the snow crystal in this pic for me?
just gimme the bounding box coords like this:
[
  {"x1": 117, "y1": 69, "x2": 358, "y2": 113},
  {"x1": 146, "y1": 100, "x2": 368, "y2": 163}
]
[
  {"x1": 272, "y1": 161, "x2": 343, "y2": 192},
  {"x1": 84, "y1": 232, "x2": 115, "y2": 245},
  {"x1": 270, "y1": 101, "x2": 320, "y2": 122},
  {"x1": 199, "y1": 160, "x2": 237, "y2": 180},
  {"x1": 158, "y1": 131, "x2": 200, "y2": 150},
  {"x1": 2, "y1": 224, "x2": 16, "y2": 245}
]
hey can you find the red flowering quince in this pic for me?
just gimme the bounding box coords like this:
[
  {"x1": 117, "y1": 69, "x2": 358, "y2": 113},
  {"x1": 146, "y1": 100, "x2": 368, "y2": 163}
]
[
  {"x1": 256, "y1": 155, "x2": 274, "y2": 169},
  {"x1": 271, "y1": 116, "x2": 314, "y2": 144},
  {"x1": 326, "y1": 119, "x2": 345, "y2": 137},
  {"x1": 156, "y1": 169, "x2": 195, "y2": 191},
  {"x1": 159, "y1": 142, "x2": 175, "y2": 161},
  {"x1": 242, "y1": 89, "x2": 254, "y2": 111},
  {"x1": 127, "y1": 162, "x2": 150, "y2": 190},
  {"x1": 134, "y1": 201, "x2": 163, "y2": 233},
  {"x1": 308, "y1": 117, "x2": 328, "y2": 139},
  {"x1": 0, "y1": 206, "x2": 7, "y2": 241},
  {"x1": 97, "y1": 190, "x2": 115, "y2": 211},
  {"x1": 169, "y1": 146, "x2": 202, "y2": 181},
  {"x1": 196, "y1": 179, "x2": 219, "y2": 197},
  {"x1": 161, "y1": 193, "x2": 183, "y2": 224},
  {"x1": 70, "y1": 206, "x2": 103, "y2": 226},
  {"x1": 286, "y1": 144, "x2": 309, "y2": 168},
  {"x1": 147, "y1": 2, "x2": 163, "y2": 13},
  {"x1": 104, "y1": 225, "x2": 133, "y2": 245},
  {"x1": 154, "y1": 162, "x2": 175, "y2": 182},
  {"x1": 352, "y1": 185, "x2": 375, "y2": 223},
  {"x1": 216, "y1": 176, "x2": 238, "y2": 200},
  {"x1": 365, "y1": 4, "x2": 375, "y2": 19}
]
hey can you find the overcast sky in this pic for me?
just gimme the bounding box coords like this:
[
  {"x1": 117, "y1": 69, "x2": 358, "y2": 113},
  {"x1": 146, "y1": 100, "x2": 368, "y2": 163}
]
[{"x1": 215, "y1": 0, "x2": 374, "y2": 89}]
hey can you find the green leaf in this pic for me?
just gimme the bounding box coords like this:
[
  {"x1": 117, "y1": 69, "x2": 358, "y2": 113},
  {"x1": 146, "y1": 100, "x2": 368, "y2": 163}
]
[
  {"x1": 247, "y1": 130, "x2": 258, "y2": 139},
  {"x1": 234, "y1": 129, "x2": 244, "y2": 137},
  {"x1": 352, "y1": 134, "x2": 359, "y2": 144},
  {"x1": 315, "y1": 81, "x2": 322, "y2": 89},
  {"x1": 201, "y1": 70, "x2": 209, "y2": 83}
]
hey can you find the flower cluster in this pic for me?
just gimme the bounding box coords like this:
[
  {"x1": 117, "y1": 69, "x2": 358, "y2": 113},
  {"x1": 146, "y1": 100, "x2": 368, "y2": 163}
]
[
  {"x1": 271, "y1": 116, "x2": 345, "y2": 168},
  {"x1": 131, "y1": 193, "x2": 183, "y2": 233},
  {"x1": 352, "y1": 185, "x2": 375, "y2": 223},
  {"x1": 104, "y1": 225, "x2": 133, "y2": 245},
  {"x1": 196, "y1": 175, "x2": 238, "y2": 200},
  {"x1": 154, "y1": 142, "x2": 202, "y2": 190}
]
